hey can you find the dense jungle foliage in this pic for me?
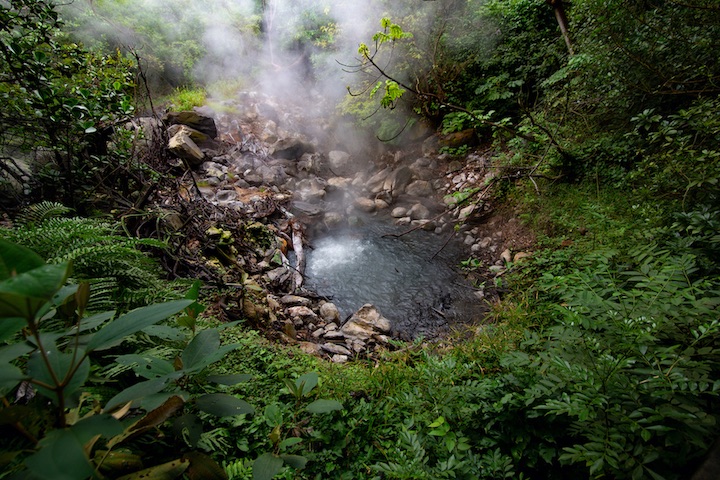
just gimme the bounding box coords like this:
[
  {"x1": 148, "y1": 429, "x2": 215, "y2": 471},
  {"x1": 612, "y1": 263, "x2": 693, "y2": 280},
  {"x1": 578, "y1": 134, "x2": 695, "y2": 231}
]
[{"x1": 1, "y1": 0, "x2": 719, "y2": 479}]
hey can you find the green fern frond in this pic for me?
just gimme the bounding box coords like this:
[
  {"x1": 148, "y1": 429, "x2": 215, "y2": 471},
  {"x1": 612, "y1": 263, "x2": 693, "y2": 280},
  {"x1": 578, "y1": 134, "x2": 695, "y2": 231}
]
[
  {"x1": 0, "y1": 215, "x2": 181, "y2": 310},
  {"x1": 15, "y1": 201, "x2": 73, "y2": 227}
]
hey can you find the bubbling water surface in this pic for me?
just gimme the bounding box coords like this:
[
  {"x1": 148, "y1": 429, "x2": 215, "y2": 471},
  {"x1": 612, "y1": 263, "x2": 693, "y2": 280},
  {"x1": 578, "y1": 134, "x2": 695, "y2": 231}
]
[{"x1": 304, "y1": 220, "x2": 483, "y2": 339}]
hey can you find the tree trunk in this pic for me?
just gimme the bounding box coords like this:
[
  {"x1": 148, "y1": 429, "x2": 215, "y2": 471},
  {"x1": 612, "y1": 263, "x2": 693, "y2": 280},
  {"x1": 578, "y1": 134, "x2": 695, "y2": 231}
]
[{"x1": 546, "y1": 0, "x2": 574, "y2": 56}]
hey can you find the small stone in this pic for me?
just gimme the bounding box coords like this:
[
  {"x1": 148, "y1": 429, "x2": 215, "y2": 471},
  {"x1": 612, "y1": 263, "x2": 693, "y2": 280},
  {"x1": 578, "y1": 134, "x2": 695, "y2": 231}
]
[
  {"x1": 280, "y1": 295, "x2": 312, "y2": 306},
  {"x1": 311, "y1": 328, "x2": 325, "y2": 338},
  {"x1": 323, "y1": 330, "x2": 346, "y2": 341},
  {"x1": 405, "y1": 180, "x2": 434, "y2": 197},
  {"x1": 374, "y1": 199, "x2": 390, "y2": 210},
  {"x1": 354, "y1": 198, "x2": 376, "y2": 213},
  {"x1": 322, "y1": 343, "x2": 352, "y2": 356},
  {"x1": 459, "y1": 204, "x2": 475, "y2": 220},
  {"x1": 331, "y1": 354, "x2": 349, "y2": 363},
  {"x1": 283, "y1": 321, "x2": 297, "y2": 340},
  {"x1": 408, "y1": 203, "x2": 431, "y2": 220},
  {"x1": 298, "y1": 342, "x2": 321, "y2": 355},
  {"x1": 479, "y1": 237, "x2": 493, "y2": 249},
  {"x1": 500, "y1": 249, "x2": 512, "y2": 264},
  {"x1": 319, "y1": 302, "x2": 340, "y2": 324},
  {"x1": 324, "y1": 323, "x2": 338, "y2": 332},
  {"x1": 391, "y1": 207, "x2": 408, "y2": 218},
  {"x1": 287, "y1": 306, "x2": 317, "y2": 319},
  {"x1": 323, "y1": 212, "x2": 344, "y2": 226},
  {"x1": 514, "y1": 252, "x2": 532, "y2": 263}
]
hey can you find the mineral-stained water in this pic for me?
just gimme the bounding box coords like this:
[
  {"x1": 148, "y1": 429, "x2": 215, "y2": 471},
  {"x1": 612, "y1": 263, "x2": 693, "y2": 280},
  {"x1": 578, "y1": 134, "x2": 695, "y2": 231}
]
[{"x1": 304, "y1": 220, "x2": 484, "y2": 340}]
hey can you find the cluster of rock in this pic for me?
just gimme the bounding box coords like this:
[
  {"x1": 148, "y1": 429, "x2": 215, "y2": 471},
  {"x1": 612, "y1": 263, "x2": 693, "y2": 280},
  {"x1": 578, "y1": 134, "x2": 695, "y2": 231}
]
[{"x1": 147, "y1": 92, "x2": 533, "y2": 361}]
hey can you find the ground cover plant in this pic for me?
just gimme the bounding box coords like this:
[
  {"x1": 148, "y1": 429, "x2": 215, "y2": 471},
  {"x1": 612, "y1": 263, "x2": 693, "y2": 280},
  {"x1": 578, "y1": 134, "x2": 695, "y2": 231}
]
[{"x1": 1, "y1": 0, "x2": 719, "y2": 478}]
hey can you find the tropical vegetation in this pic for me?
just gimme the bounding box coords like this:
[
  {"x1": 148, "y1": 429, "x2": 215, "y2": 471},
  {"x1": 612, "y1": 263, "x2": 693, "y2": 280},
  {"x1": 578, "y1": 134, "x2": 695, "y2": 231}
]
[{"x1": 1, "y1": 0, "x2": 718, "y2": 479}]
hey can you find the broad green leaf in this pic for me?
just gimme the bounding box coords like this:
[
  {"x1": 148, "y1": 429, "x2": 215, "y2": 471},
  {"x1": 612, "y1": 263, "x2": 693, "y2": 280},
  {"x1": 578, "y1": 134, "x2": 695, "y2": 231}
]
[
  {"x1": 65, "y1": 310, "x2": 115, "y2": 335},
  {"x1": 182, "y1": 328, "x2": 220, "y2": 372},
  {"x1": 195, "y1": 393, "x2": 254, "y2": 417},
  {"x1": 183, "y1": 341, "x2": 240, "y2": 374},
  {"x1": 142, "y1": 324, "x2": 186, "y2": 341},
  {"x1": 0, "y1": 262, "x2": 71, "y2": 319},
  {"x1": 69, "y1": 414, "x2": 124, "y2": 443},
  {"x1": 115, "y1": 354, "x2": 176, "y2": 379},
  {"x1": 305, "y1": 399, "x2": 343, "y2": 414},
  {"x1": 0, "y1": 238, "x2": 44, "y2": 280},
  {"x1": 295, "y1": 372, "x2": 318, "y2": 397},
  {"x1": 279, "y1": 454, "x2": 307, "y2": 470},
  {"x1": 104, "y1": 373, "x2": 181, "y2": 412},
  {"x1": 253, "y1": 453, "x2": 283, "y2": 480},
  {"x1": 264, "y1": 403, "x2": 283, "y2": 427},
  {"x1": 0, "y1": 363, "x2": 27, "y2": 395},
  {"x1": 86, "y1": 299, "x2": 192, "y2": 352},
  {"x1": 279, "y1": 437, "x2": 303, "y2": 450},
  {"x1": 25, "y1": 428, "x2": 94, "y2": 480},
  {"x1": 27, "y1": 344, "x2": 90, "y2": 405},
  {"x1": 206, "y1": 373, "x2": 253, "y2": 385},
  {"x1": 0, "y1": 342, "x2": 35, "y2": 363},
  {"x1": 0, "y1": 317, "x2": 26, "y2": 342}
]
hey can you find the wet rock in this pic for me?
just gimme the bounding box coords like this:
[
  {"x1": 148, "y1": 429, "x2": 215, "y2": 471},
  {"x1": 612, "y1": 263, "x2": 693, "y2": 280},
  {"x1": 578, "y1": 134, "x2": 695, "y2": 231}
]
[
  {"x1": 405, "y1": 180, "x2": 434, "y2": 197},
  {"x1": 328, "y1": 150, "x2": 354, "y2": 176},
  {"x1": 287, "y1": 306, "x2": 317, "y2": 320},
  {"x1": 167, "y1": 124, "x2": 210, "y2": 144},
  {"x1": 408, "y1": 203, "x2": 431, "y2": 220},
  {"x1": 164, "y1": 110, "x2": 218, "y2": 138},
  {"x1": 280, "y1": 295, "x2": 312, "y2": 306},
  {"x1": 354, "y1": 197, "x2": 376, "y2": 213},
  {"x1": 366, "y1": 167, "x2": 392, "y2": 193},
  {"x1": 341, "y1": 304, "x2": 392, "y2": 341},
  {"x1": 391, "y1": 207, "x2": 408, "y2": 218},
  {"x1": 168, "y1": 130, "x2": 204, "y2": 166},
  {"x1": 271, "y1": 135, "x2": 315, "y2": 160},
  {"x1": 422, "y1": 134, "x2": 439, "y2": 156},
  {"x1": 384, "y1": 166, "x2": 413, "y2": 198},
  {"x1": 322, "y1": 330, "x2": 346, "y2": 341},
  {"x1": 327, "y1": 177, "x2": 352, "y2": 190},
  {"x1": 319, "y1": 302, "x2": 340, "y2": 324},
  {"x1": 323, "y1": 211, "x2": 344, "y2": 226},
  {"x1": 293, "y1": 201, "x2": 323, "y2": 216},
  {"x1": 374, "y1": 199, "x2": 390, "y2": 210}
]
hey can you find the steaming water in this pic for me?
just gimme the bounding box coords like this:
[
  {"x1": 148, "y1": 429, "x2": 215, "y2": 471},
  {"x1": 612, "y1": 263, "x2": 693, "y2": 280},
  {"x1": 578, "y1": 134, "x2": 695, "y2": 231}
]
[{"x1": 305, "y1": 221, "x2": 484, "y2": 339}]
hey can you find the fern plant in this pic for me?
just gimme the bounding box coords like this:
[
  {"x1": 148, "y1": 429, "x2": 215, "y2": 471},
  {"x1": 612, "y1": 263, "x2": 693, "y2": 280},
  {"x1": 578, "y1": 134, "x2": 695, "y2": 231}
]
[{"x1": 0, "y1": 203, "x2": 183, "y2": 309}]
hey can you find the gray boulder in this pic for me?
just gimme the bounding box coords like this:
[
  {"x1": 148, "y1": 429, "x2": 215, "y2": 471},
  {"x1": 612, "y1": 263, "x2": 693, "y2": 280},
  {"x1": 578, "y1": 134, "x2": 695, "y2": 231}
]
[{"x1": 341, "y1": 304, "x2": 392, "y2": 341}]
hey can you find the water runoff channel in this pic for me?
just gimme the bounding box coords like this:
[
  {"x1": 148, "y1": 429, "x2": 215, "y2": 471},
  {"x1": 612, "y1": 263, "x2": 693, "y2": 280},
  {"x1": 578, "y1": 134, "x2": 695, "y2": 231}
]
[{"x1": 302, "y1": 216, "x2": 486, "y2": 340}]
